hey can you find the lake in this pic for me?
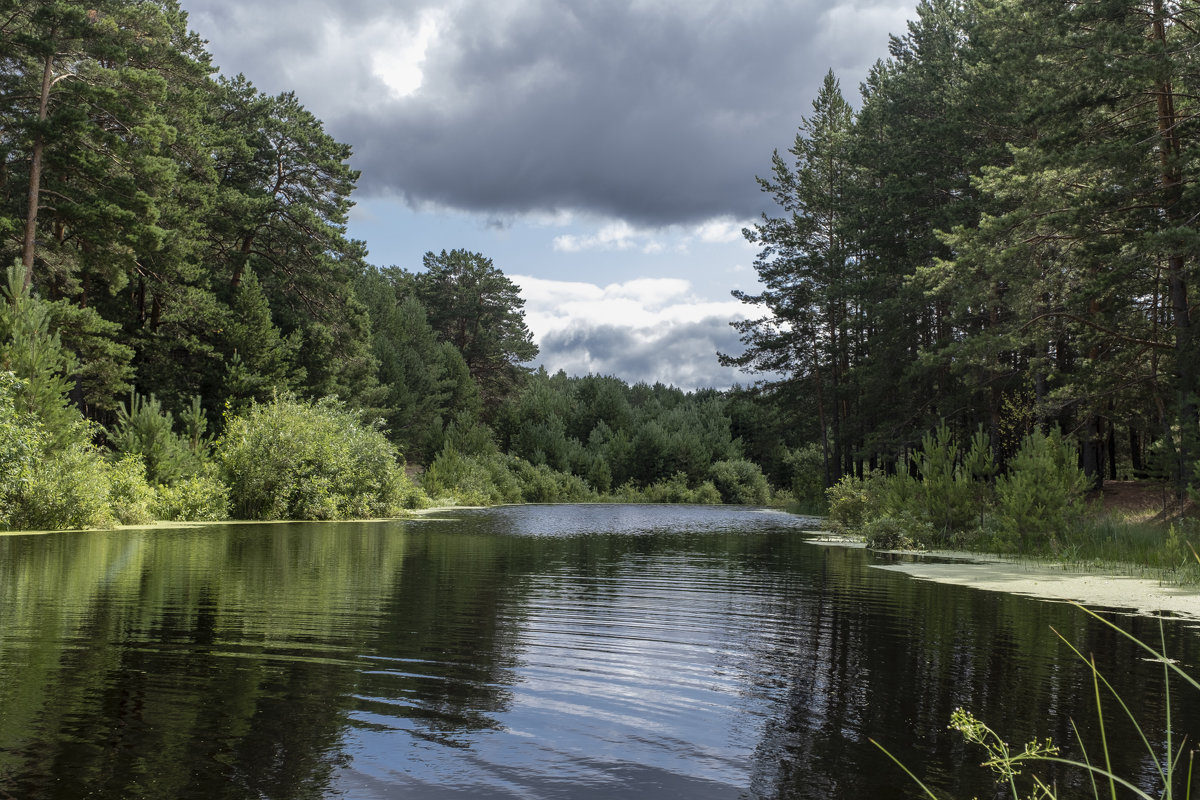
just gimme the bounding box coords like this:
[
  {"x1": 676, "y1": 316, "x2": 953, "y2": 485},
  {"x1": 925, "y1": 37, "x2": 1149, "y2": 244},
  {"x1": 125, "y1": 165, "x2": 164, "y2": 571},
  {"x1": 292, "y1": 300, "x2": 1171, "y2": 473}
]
[{"x1": 0, "y1": 504, "x2": 1197, "y2": 799}]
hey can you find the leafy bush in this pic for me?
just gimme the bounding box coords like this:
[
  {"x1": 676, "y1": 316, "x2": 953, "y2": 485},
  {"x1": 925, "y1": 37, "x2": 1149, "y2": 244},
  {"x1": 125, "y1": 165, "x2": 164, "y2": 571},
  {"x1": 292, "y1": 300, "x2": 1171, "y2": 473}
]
[
  {"x1": 154, "y1": 470, "x2": 231, "y2": 522},
  {"x1": 826, "y1": 470, "x2": 889, "y2": 529},
  {"x1": 995, "y1": 428, "x2": 1088, "y2": 548},
  {"x1": 606, "y1": 473, "x2": 722, "y2": 504},
  {"x1": 6, "y1": 444, "x2": 115, "y2": 531},
  {"x1": 421, "y1": 447, "x2": 596, "y2": 505},
  {"x1": 106, "y1": 455, "x2": 158, "y2": 525},
  {"x1": 708, "y1": 459, "x2": 771, "y2": 505},
  {"x1": 784, "y1": 443, "x2": 828, "y2": 512},
  {"x1": 862, "y1": 513, "x2": 935, "y2": 550},
  {"x1": 421, "y1": 447, "x2": 520, "y2": 505},
  {"x1": 0, "y1": 372, "x2": 41, "y2": 526},
  {"x1": 217, "y1": 395, "x2": 426, "y2": 520}
]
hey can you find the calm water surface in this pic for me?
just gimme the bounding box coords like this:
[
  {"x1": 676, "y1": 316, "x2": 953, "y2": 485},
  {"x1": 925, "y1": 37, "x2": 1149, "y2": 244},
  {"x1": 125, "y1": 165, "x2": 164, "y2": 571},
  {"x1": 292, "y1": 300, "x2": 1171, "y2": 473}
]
[{"x1": 0, "y1": 504, "x2": 1197, "y2": 799}]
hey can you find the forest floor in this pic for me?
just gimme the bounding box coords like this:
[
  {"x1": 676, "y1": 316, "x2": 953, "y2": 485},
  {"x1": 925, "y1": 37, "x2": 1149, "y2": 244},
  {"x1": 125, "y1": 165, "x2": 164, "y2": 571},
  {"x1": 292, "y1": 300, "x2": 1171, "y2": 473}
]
[{"x1": 1093, "y1": 479, "x2": 1197, "y2": 524}]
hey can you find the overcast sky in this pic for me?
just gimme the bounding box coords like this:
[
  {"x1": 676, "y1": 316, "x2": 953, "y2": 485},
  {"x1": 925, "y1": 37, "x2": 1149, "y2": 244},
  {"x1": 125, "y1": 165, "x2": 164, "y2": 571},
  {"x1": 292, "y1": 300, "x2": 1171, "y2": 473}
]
[{"x1": 184, "y1": 0, "x2": 914, "y2": 389}]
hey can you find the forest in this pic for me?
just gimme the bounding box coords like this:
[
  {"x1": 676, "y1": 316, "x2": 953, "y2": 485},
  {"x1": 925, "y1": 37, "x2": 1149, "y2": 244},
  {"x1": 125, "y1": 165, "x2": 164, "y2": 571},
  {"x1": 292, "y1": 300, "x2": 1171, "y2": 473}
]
[
  {"x1": 730, "y1": 0, "x2": 1199, "y2": 496},
  {"x1": 2, "y1": 0, "x2": 1199, "y2": 537},
  {"x1": 0, "y1": 0, "x2": 800, "y2": 529}
]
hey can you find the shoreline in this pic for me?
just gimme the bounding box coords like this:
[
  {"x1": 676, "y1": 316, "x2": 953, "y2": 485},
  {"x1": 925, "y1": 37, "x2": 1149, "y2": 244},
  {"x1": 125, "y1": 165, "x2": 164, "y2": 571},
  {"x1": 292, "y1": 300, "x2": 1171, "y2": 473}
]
[{"x1": 804, "y1": 531, "x2": 1200, "y2": 620}]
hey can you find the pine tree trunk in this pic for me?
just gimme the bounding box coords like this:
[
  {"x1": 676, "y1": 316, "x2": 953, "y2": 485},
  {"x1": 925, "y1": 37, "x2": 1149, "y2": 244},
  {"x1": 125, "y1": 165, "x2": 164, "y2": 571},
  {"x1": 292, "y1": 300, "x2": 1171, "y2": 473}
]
[{"x1": 21, "y1": 52, "x2": 54, "y2": 293}]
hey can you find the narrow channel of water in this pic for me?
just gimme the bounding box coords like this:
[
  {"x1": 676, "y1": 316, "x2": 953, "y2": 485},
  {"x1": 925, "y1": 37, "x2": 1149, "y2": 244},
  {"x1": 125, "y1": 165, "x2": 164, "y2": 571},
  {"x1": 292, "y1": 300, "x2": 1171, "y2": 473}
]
[{"x1": 0, "y1": 505, "x2": 1196, "y2": 799}]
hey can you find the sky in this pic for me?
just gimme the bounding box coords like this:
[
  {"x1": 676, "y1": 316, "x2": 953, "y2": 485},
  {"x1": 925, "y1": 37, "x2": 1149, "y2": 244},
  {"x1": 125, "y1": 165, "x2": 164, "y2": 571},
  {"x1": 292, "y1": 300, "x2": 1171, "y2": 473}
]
[{"x1": 183, "y1": 0, "x2": 915, "y2": 390}]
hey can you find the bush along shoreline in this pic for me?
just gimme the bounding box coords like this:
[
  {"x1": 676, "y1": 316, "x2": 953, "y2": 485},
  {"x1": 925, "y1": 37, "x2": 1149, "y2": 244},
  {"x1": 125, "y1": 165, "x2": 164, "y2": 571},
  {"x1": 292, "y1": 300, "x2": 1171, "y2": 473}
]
[
  {"x1": 0, "y1": 371, "x2": 784, "y2": 532},
  {"x1": 825, "y1": 423, "x2": 1200, "y2": 584}
]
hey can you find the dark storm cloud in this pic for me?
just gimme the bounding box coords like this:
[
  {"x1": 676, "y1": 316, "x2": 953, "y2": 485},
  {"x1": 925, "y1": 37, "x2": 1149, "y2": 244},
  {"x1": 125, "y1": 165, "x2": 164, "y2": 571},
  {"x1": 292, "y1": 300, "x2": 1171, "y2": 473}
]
[
  {"x1": 184, "y1": 0, "x2": 910, "y2": 227},
  {"x1": 537, "y1": 316, "x2": 758, "y2": 390}
]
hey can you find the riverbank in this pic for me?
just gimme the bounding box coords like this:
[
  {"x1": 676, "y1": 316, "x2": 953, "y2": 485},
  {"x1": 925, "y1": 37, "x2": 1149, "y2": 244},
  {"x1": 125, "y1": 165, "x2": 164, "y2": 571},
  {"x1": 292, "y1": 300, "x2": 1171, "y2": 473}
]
[
  {"x1": 873, "y1": 553, "x2": 1200, "y2": 620},
  {"x1": 805, "y1": 520, "x2": 1200, "y2": 620}
]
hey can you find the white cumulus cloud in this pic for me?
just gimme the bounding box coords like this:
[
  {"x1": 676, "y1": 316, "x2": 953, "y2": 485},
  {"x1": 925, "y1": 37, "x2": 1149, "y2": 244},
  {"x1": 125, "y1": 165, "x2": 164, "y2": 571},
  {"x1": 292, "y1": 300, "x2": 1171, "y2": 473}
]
[{"x1": 513, "y1": 274, "x2": 761, "y2": 389}]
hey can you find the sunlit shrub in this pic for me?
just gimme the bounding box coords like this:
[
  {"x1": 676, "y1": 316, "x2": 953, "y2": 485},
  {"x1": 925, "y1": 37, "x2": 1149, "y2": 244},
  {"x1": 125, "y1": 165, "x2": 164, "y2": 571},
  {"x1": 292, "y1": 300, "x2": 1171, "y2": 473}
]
[
  {"x1": 692, "y1": 480, "x2": 723, "y2": 505},
  {"x1": 422, "y1": 447, "x2": 595, "y2": 505},
  {"x1": 217, "y1": 395, "x2": 425, "y2": 520},
  {"x1": 154, "y1": 470, "x2": 231, "y2": 522},
  {"x1": 605, "y1": 474, "x2": 721, "y2": 504},
  {"x1": 106, "y1": 455, "x2": 157, "y2": 525},
  {"x1": 7, "y1": 443, "x2": 114, "y2": 530},
  {"x1": 826, "y1": 470, "x2": 889, "y2": 529},
  {"x1": 108, "y1": 391, "x2": 206, "y2": 485}
]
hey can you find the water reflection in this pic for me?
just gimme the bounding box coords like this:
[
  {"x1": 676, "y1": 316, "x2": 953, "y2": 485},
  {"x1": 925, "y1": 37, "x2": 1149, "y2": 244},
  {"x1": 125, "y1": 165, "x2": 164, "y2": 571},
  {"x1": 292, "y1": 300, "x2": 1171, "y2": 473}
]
[{"x1": 0, "y1": 507, "x2": 1196, "y2": 800}]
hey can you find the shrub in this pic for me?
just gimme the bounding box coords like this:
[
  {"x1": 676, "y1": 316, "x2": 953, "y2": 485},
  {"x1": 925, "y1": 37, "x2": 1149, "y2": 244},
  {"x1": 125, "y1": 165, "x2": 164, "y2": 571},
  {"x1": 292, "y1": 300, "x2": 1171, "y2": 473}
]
[
  {"x1": 784, "y1": 443, "x2": 828, "y2": 511},
  {"x1": 217, "y1": 395, "x2": 425, "y2": 520},
  {"x1": 0, "y1": 372, "x2": 41, "y2": 527},
  {"x1": 7, "y1": 444, "x2": 114, "y2": 531},
  {"x1": 106, "y1": 455, "x2": 157, "y2": 525},
  {"x1": 863, "y1": 513, "x2": 935, "y2": 550},
  {"x1": 826, "y1": 470, "x2": 890, "y2": 529},
  {"x1": 421, "y1": 448, "x2": 520, "y2": 505},
  {"x1": 421, "y1": 447, "x2": 596, "y2": 506},
  {"x1": 995, "y1": 428, "x2": 1088, "y2": 548},
  {"x1": 708, "y1": 458, "x2": 771, "y2": 505},
  {"x1": 154, "y1": 470, "x2": 231, "y2": 522},
  {"x1": 913, "y1": 422, "x2": 991, "y2": 538},
  {"x1": 605, "y1": 474, "x2": 722, "y2": 504},
  {"x1": 692, "y1": 481, "x2": 723, "y2": 505}
]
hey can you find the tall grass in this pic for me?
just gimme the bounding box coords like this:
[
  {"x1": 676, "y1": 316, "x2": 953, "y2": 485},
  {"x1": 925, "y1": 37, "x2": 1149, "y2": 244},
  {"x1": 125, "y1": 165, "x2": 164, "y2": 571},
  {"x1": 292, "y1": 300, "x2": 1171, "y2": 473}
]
[
  {"x1": 874, "y1": 603, "x2": 1199, "y2": 800},
  {"x1": 1052, "y1": 518, "x2": 1200, "y2": 586}
]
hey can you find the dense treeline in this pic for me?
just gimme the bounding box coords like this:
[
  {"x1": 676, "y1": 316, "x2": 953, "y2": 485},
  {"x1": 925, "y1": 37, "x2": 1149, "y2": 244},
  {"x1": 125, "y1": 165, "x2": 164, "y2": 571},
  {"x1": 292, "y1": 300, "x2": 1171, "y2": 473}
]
[
  {"x1": 0, "y1": 0, "x2": 800, "y2": 529},
  {"x1": 728, "y1": 0, "x2": 1200, "y2": 495}
]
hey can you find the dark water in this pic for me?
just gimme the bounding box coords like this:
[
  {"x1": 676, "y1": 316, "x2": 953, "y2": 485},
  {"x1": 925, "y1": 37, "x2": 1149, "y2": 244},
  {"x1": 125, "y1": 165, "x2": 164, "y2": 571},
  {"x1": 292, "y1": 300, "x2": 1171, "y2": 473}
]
[{"x1": 0, "y1": 505, "x2": 1198, "y2": 800}]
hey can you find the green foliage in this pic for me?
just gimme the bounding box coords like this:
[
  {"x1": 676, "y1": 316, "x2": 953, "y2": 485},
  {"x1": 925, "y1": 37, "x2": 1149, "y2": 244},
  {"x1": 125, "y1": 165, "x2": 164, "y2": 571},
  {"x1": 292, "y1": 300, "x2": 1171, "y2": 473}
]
[
  {"x1": 108, "y1": 391, "x2": 205, "y2": 485},
  {"x1": 43, "y1": 298, "x2": 134, "y2": 414},
  {"x1": 913, "y1": 423, "x2": 993, "y2": 539},
  {"x1": 784, "y1": 443, "x2": 828, "y2": 512},
  {"x1": 826, "y1": 471, "x2": 889, "y2": 529},
  {"x1": 154, "y1": 470, "x2": 231, "y2": 522},
  {"x1": 862, "y1": 513, "x2": 936, "y2": 551},
  {"x1": 5, "y1": 444, "x2": 115, "y2": 531},
  {"x1": 356, "y1": 268, "x2": 481, "y2": 462},
  {"x1": 106, "y1": 455, "x2": 158, "y2": 526},
  {"x1": 415, "y1": 250, "x2": 538, "y2": 404},
  {"x1": 0, "y1": 372, "x2": 42, "y2": 526},
  {"x1": 608, "y1": 473, "x2": 722, "y2": 505},
  {"x1": 420, "y1": 446, "x2": 595, "y2": 506},
  {"x1": 217, "y1": 395, "x2": 426, "y2": 520},
  {"x1": 221, "y1": 271, "x2": 303, "y2": 405},
  {"x1": 442, "y1": 410, "x2": 500, "y2": 458},
  {"x1": 708, "y1": 459, "x2": 770, "y2": 505},
  {"x1": 0, "y1": 265, "x2": 88, "y2": 449},
  {"x1": 995, "y1": 429, "x2": 1089, "y2": 549}
]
